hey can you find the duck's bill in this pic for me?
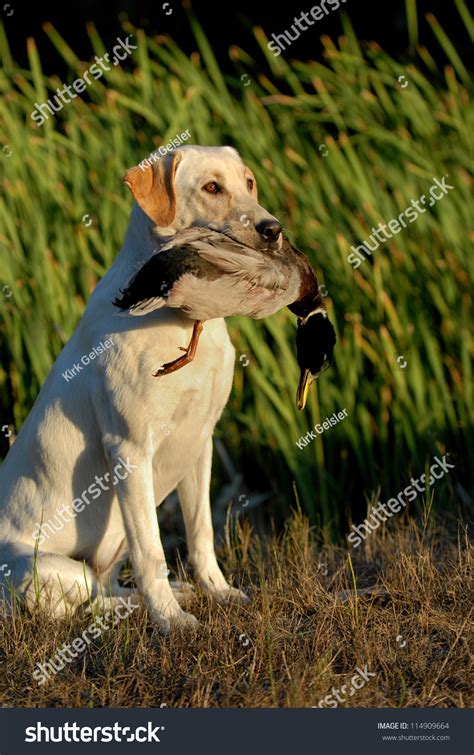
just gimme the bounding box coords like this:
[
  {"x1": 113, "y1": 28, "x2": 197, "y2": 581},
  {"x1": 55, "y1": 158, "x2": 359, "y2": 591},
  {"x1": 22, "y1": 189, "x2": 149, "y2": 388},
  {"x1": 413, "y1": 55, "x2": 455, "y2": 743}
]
[{"x1": 296, "y1": 369, "x2": 314, "y2": 411}]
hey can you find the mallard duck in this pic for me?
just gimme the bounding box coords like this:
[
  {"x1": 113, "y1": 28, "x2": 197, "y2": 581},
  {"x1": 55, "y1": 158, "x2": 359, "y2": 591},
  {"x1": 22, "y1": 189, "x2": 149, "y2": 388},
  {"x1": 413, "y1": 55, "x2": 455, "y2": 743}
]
[{"x1": 113, "y1": 228, "x2": 336, "y2": 407}]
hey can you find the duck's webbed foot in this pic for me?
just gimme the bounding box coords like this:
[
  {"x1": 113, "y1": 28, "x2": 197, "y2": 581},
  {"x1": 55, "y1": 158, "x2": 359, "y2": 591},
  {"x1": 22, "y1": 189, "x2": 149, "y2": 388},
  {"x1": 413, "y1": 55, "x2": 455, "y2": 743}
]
[{"x1": 154, "y1": 320, "x2": 204, "y2": 377}]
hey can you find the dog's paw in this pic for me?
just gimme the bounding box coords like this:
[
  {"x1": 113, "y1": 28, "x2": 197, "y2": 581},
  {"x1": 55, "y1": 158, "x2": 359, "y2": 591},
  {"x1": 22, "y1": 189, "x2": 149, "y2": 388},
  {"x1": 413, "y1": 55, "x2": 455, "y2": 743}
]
[
  {"x1": 170, "y1": 610, "x2": 200, "y2": 631},
  {"x1": 211, "y1": 586, "x2": 250, "y2": 606},
  {"x1": 152, "y1": 608, "x2": 200, "y2": 636}
]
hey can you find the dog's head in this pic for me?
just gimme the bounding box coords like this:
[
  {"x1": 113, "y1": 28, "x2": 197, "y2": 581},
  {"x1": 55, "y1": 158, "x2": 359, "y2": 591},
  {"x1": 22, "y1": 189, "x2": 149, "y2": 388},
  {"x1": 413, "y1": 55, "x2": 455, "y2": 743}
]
[{"x1": 123, "y1": 145, "x2": 282, "y2": 250}]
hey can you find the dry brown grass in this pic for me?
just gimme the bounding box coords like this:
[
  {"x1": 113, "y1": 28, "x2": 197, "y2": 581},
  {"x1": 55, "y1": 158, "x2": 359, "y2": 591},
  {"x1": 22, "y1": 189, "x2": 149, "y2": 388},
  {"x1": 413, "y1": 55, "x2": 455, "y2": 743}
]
[{"x1": 0, "y1": 512, "x2": 472, "y2": 708}]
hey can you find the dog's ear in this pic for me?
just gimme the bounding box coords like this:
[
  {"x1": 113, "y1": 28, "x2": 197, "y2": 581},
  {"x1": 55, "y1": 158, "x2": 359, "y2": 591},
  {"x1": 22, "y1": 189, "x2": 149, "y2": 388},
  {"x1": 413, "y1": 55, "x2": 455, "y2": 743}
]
[{"x1": 123, "y1": 151, "x2": 182, "y2": 226}]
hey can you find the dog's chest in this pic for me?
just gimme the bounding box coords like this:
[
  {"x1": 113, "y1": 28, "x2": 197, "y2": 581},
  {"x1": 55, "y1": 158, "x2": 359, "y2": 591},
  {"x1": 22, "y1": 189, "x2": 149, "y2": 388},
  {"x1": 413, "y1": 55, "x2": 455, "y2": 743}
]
[{"x1": 142, "y1": 318, "x2": 235, "y2": 495}]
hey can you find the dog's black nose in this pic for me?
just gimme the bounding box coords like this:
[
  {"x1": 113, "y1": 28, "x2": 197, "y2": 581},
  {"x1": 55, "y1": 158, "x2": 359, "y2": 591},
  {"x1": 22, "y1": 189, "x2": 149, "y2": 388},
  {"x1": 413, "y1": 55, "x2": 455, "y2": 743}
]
[{"x1": 255, "y1": 219, "x2": 282, "y2": 242}]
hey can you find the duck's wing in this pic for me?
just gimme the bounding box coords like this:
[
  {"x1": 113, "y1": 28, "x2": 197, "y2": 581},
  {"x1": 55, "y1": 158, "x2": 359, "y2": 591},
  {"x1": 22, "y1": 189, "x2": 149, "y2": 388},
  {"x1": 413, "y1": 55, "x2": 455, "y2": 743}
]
[
  {"x1": 192, "y1": 236, "x2": 290, "y2": 290},
  {"x1": 159, "y1": 227, "x2": 292, "y2": 289},
  {"x1": 113, "y1": 246, "x2": 213, "y2": 316}
]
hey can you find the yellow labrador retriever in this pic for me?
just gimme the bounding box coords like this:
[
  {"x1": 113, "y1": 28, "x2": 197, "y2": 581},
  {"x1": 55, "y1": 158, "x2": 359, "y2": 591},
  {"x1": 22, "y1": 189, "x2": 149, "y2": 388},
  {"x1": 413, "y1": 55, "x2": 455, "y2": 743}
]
[{"x1": 0, "y1": 145, "x2": 282, "y2": 633}]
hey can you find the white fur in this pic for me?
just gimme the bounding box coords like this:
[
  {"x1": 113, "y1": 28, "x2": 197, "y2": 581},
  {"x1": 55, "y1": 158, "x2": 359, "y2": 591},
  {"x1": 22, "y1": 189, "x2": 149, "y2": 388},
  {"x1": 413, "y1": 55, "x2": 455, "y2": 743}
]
[{"x1": 0, "y1": 145, "x2": 281, "y2": 633}]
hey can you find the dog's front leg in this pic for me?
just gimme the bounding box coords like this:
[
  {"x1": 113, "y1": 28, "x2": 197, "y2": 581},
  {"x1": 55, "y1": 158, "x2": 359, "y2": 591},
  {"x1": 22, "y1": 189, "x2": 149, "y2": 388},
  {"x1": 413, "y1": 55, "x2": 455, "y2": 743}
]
[
  {"x1": 177, "y1": 437, "x2": 249, "y2": 605},
  {"x1": 109, "y1": 447, "x2": 199, "y2": 633}
]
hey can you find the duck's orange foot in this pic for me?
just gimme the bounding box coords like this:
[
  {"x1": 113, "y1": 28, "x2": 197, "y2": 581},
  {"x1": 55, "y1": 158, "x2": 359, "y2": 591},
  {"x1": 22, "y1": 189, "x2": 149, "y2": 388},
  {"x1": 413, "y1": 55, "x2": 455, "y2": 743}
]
[{"x1": 153, "y1": 320, "x2": 203, "y2": 377}]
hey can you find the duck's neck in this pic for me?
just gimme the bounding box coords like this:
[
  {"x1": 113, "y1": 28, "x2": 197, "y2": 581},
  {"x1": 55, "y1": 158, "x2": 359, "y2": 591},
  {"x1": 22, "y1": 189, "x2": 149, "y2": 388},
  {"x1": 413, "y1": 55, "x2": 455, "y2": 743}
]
[{"x1": 289, "y1": 288, "x2": 325, "y2": 321}]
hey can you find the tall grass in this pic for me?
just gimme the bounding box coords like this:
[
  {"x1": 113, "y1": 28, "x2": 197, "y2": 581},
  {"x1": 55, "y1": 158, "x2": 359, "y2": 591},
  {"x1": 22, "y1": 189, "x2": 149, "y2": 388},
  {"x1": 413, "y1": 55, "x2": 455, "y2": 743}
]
[{"x1": 0, "y1": 3, "x2": 472, "y2": 537}]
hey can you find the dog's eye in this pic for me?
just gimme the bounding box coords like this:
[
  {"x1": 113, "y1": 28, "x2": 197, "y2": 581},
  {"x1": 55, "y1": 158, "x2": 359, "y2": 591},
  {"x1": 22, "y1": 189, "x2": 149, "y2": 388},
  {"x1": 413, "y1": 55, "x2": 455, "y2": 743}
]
[
  {"x1": 247, "y1": 178, "x2": 254, "y2": 192},
  {"x1": 203, "y1": 182, "x2": 221, "y2": 194}
]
